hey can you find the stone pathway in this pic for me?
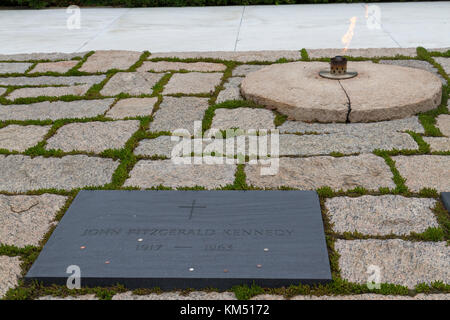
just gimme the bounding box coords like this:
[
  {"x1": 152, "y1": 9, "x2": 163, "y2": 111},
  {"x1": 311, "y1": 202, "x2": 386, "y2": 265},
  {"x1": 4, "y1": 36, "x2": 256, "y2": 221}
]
[{"x1": 0, "y1": 49, "x2": 449, "y2": 300}]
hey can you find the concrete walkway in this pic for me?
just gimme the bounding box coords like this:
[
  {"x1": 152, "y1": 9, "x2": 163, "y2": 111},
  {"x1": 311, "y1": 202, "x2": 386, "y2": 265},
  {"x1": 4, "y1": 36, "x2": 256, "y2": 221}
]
[{"x1": 0, "y1": 2, "x2": 449, "y2": 54}]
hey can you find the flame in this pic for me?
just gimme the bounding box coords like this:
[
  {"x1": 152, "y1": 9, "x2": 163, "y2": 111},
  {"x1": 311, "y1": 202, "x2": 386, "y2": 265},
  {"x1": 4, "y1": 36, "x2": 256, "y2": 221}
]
[
  {"x1": 341, "y1": 16, "x2": 357, "y2": 53},
  {"x1": 365, "y1": 4, "x2": 369, "y2": 19}
]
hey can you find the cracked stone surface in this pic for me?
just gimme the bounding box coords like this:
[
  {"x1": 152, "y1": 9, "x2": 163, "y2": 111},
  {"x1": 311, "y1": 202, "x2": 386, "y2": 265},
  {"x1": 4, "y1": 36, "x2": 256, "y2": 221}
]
[
  {"x1": 436, "y1": 114, "x2": 450, "y2": 136},
  {"x1": 232, "y1": 64, "x2": 265, "y2": 76},
  {"x1": 0, "y1": 256, "x2": 21, "y2": 298},
  {"x1": 211, "y1": 108, "x2": 275, "y2": 130},
  {"x1": 393, "y1": 155, "x2": 450, "y2": 192},
  {"x1": 336, "y1": 239, "x2": 450, "y2": 289},
  {"x1": 0, "y1": 155, "x2": 119, "y2": 192},
  {"x1": 0, "y1": 52, "x2": 85, "y2": 61},
  {"x1": 307, "y1": 48, "x2": 417, "y2": 58},
  {"x1": 150, "y1": 51, "x2": 301, "y2": 62},
  {"x1": 325, "y1": 195, "x2": 438, "y2": 236},
  {"x1": 30, "y1": 60, "x2": 78, "y2": 73},
  {"x1": 163, "y1": 72, "x2": 222, "y2": 95},
  {"x1": 216, "y1": 77, "x2": 244, "y2": 103},
  {"x1": 242, "y1": 62, "x2": 348, "y2": 122},
  {"x1": 112, "y1": 291, "x2": 236, "y2": 300},
  {"x1": 79, "y1": 50, "x2": 142, "y2": 72},
  {"x1": 7, "y1": 84, "x2": 90, "y2": 100},
  {"x1": 278, "y1": 116, "x2": 425, "y2": 134},
  {"x1": 0, "y1": 124, "x2": 51, "y2": 152},
  {"x1": 0, "y1": 62, "x2": 32, "y2": 74},
  {"x1": 46, "y1": 120, "x2": 140, "y2": 153},
  {"x1": 106, "y1": 97, "x2": 157, "y2": 119},
  {"x1": 124, "y1": 159, "x2": 236, "y2": 189},
  {"x1": 245, "y1": 154, "x2": 395, "y2": 191},
  {"x1": 343, "y1": 62, "x2": 442, "y2": 122},
  {"x1": 0, "y1": 99, "x2": 114, "y2": 121},
  {"x1": 100, "y1": 72, "x2": 164, "y2": 96},
  {"x1": 242, "y1": 61, "x2": 442, "y2": 122},
  {"x1": 0, "y1": 194, "x2": 67, "y2": 247},
  {"x1": 423, "y1": 137, "x2": 450, "y2": 152},
  {"x1": 138, "y1": 61, "x2": 226, "y2": 72},
  {"x1": 0, "y1": 75, "x2": 105, "y2": 86},
  {"x1": 379, "y1": 59, "x2": 446, "y2": 84},
  {"x1": 434, "y1": 57, "x2": 450, "y2": 75},
  {"x1": 276, "y1": 132, "x2": 417, "y2": 156},
  {"x1": 150, "y1": 97, "x2": 209, "y2": 134}
]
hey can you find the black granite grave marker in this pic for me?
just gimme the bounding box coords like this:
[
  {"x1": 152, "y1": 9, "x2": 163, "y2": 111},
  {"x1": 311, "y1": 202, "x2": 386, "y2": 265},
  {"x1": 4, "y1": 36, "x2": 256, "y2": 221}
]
[
  {"x1": 26, "y1": 190, "x2": 331, "y2": 289},
  {"x1": 441, "y1": 192, "x2": 450, "y2": 213}
]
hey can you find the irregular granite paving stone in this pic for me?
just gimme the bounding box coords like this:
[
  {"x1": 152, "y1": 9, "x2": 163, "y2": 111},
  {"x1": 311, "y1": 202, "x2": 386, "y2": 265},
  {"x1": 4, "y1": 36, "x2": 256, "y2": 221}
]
[
  {"x1": 150, "y1": 97, "x2": 209, "y2": 134},
  {"x1": 436, "y1": 114, "x2": 450, "y2": 136},
  {"x1": 30, "y1": 60, "x2": 79, "y2": 73},
  {"x1": 0, "y1": 124, "x2": 51, "y2": 152},
  {"x1": 0, "y1": 52, "x2": 85, "y2": 62},
  {"x1": 0, "y1": 256, "x2": 22, "y2": 298},
  {"x1": 278, "y1": 116, "x2": 425, "y2": 134},
  {"x1": 79, "y1": 50, "x2": 142, "y2": 73},
  {"x1": 163, "y1": 72, "x2": 223, "y2": 95},
  {"x1": 7, "y1": 84, "x2": 90, "y2": 100},
  {"x1": 336, "y1": 239, "x2": 450, "y2": 289},
  {"x1": 245, "y1": 154, "x2": 395, "y2": 191},
  {"x1": 138, "y1": 61, "x2": 226, "y2": 72},
  {"x1": 0, "y1": 87, "x2": 6, "y2": 96},
  {"x1": 0, "y1": 155, "x2": 119, "y2": 192},
  {"x1": 232, "y1": 64, "x2": 265, "y2": 76},
  {"x1": 434, "y1": 57, "x2": 450, "y2": 76},
  {"x1": 0, "y1": 99, "x2": 114, "y2": 121},
  {"x1": 423, "y1": 137, "x2": 450, "y2": 152},
  {"x1": 306, "y1": 48, "x2": 417, "y2": 58},
  {"x1": 134, "y1": 136, "x2": 180, "y2": 158},
  {"x1": 0, "y1": 194, "x2": 67, "y2": 247},
  {"x1": 112, "y1": 291, "x2": 236, "y2": 300},
  {"x1": 379, "y1": 60, "x2": 447, "y2": 85},
  {"x1": 124, "y1": 159, "x2": 236, "y2": 189},
  {"x1": 393, "y1": 155, "x2": 450, "y2": 192},
  {"x1": 150, "y1": 51, "x2": 301, "y2": 62},
  {"x1": 106, "y1": 97, "x2": 157, "y2": 119},
  {"x1": 275, "y1": 132, "x2": 418, "y2": 156},
  {"x1": 430, "y1": 48, "x2": 450, "y2": 53},
  {"x1": 134, "y1": 136, "x2": 238, "y2": 158},
  {"x1": 46, "y1": 120, "x2": 140, "y2": 153},
  {"x1": 211, "y1": 108, "x2": 275, "y2": 130},
  {"x1": 100, "y1": 72, "x2": 164, "y2": 96},
  {"x1": 0, "y1": 75, "x2": 105, "y2": 86},
  {"x1": 216, "y1": 77, "x2": 243, "y2": 103},
  {"x1": 0, "y1": 62, "x2": 32, "y2": 74},
  {"x1": 325, "y1": 195, "x2": 438, "y2": 236}
]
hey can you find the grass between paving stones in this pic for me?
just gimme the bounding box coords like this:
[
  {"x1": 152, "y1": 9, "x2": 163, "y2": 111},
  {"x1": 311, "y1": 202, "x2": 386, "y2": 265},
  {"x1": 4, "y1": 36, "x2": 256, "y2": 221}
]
[
  {"x1": 416, "y1": 47, "x2": 450, "y2": 136},
  {"x1": 2, "y1": 49, "x2": 450, "y2": 299}
]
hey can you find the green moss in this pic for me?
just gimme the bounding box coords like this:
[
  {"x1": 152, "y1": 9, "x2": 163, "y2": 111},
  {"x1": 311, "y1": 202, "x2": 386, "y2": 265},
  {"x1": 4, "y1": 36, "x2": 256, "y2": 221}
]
[
  {"x1": 300, "y1": 48, "x2": 310, "y2": 61},
  {"x1": 373, "y1": 150, "x2": 408, "y2": 195},
  {"x1": 232, "y1": 283, "x2": 265, "y2": 300}
]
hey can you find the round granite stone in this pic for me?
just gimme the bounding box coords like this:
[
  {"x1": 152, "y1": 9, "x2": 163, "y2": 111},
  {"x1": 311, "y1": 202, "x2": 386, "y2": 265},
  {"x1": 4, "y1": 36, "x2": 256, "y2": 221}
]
[{"x1": 241, "y1": 61, "x2": 442, "y2": 123}]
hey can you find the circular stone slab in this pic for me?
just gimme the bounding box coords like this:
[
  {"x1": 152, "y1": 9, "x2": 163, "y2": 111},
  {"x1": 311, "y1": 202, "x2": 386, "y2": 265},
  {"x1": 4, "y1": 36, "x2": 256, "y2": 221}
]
[{"x1": 241, "y1": 61, "x2": 442, "y2": 123}]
